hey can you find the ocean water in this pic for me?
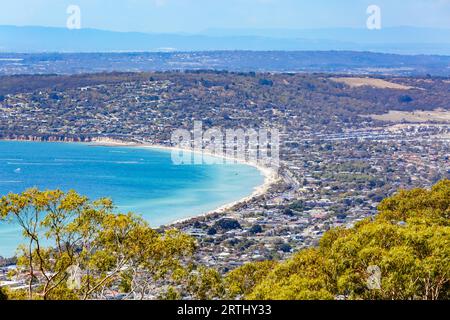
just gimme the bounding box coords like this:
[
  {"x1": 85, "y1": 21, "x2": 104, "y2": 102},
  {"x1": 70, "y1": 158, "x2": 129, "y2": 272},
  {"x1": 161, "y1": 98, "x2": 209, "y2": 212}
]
[{"x1": 0, "y1": 141, "x2": 264, "y2": 257}]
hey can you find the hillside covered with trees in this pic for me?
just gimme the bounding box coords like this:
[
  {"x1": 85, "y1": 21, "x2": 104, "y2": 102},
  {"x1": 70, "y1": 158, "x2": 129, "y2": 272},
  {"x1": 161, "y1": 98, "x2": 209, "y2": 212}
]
[
  {"x1": 0, "y1": 180, "x2": 449, "y2": 300},
  {"x1": 225, "y1": 179, "x2": 449, "y2": 300}
]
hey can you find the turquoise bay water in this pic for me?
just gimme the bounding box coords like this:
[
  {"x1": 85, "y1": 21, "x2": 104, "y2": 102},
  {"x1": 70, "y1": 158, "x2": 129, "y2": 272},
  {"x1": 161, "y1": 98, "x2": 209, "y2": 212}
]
[{"x1": 0, "y1": 141, "x2": 264, "y2": 257}]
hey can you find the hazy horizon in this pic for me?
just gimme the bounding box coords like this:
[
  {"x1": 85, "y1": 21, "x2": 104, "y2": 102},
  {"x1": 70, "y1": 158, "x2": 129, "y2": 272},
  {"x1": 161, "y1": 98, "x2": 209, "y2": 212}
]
[
  {"x1": 3, "y1": 24, "x2": 450, "y2": 34},
  {"x1": 1, "y1": 0, "x2": 450, "y2": 33},
  {"x1": 2, "y1": 25, "x2": 450, "y2": 55},
  {"x1": 2, "y1": 1, "x2": 450, "y2": 54}
]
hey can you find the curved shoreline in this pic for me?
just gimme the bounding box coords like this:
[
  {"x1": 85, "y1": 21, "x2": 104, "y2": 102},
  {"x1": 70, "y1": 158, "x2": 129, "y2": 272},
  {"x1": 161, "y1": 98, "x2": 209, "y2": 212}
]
[
  {"x1": 88, "y1": 137, "x2": 280, "y2": 226},
  {"x1": 0, "y1": 137, "x2": 280, "y2": 227}
]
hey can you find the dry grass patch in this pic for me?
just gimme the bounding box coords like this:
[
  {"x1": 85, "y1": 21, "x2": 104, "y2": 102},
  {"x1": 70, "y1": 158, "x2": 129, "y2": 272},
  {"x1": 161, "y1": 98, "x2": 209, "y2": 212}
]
[
  {"x1": 331, "y1": 77, "x2": 414, "y2": 90},
  {"x1": 365, "y1": 109, "x2": 450, "y2": 123}
]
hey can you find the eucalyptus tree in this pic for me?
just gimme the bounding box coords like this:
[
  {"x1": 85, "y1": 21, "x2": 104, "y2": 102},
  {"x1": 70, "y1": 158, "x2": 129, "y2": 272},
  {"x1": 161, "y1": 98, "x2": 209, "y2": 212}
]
[
  {"x1": 226, "y1": 180, "x2": 450, "y2": 300},
  {"x1": 0, "y1": 189, "x2": 196, "y2": 300}
]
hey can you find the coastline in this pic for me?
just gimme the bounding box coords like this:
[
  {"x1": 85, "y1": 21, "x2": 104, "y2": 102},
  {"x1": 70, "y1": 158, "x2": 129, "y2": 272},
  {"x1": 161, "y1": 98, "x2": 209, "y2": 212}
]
[
  {"x1": 0, "y1": 137, "x2": 280, "y2": 227},
  {"x1": 88, "y1": 137, "x2": 280, "y2": 226}
]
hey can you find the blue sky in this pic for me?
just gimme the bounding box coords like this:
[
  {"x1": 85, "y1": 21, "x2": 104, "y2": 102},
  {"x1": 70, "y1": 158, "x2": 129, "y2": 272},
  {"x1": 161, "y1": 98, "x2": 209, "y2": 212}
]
[{"x1": 1, "y1": 0, "x2": 450, "y2": 33}]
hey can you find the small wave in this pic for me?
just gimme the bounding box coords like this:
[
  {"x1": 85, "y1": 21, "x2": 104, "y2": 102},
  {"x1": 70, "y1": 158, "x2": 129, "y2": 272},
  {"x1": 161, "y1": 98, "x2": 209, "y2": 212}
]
[
  {"x1": 7, "y1": 162, "x2": 65, "y2": 166},
  {"x1": 0, "y1": 181, "x2": 22, "y2": 184},
  {"x1": 85, "y1": 175, "x2": 117, "y2": 179},
  {"x1": 54, "y1": 159, "x2": 89, "y2": 162},
  {"x1": 54, "y1": 159, "x2": 141, "y2": 164},
  {"x1": 114, "y1": 161, "x2": 141, "y2": 164}
]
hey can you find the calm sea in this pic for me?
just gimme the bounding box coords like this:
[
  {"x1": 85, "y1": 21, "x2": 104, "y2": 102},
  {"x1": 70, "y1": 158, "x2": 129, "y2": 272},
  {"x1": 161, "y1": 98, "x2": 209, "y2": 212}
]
[{"x1": 0, "y1": 141, "x2": 264, "y2": 257}]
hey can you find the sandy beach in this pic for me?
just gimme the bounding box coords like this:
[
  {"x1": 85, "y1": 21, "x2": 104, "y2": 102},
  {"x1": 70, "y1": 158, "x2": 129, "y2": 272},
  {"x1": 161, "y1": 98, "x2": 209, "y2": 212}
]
[{"x1": 89, "y1": 137, "x2": 280, "y2": 225}]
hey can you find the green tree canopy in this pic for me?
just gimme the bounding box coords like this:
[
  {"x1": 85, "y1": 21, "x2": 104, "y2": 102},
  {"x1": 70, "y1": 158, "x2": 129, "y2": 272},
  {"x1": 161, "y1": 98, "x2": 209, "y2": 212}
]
[
  {"x1": 0, "y1": 287, "x2": 7, "y2": 300},
  {"x1": 228, "y1": 180, "x2": 450, "y2": 300},
  {"x1": 1, "y1": 180, "x2": 448, "y2": 300},
  {"x1": 0, "y1": 189, "x2": 196, "y2": 300}
]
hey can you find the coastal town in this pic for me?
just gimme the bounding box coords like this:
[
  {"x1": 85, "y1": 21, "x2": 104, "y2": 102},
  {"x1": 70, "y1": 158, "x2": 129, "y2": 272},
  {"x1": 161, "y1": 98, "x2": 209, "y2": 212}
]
[{"x1": 0, "y1": 71, "x2": 449, "y2": 293}]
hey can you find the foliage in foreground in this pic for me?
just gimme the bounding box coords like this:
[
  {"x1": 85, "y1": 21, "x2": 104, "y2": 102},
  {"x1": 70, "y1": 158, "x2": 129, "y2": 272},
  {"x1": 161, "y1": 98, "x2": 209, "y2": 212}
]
[
  {"x1": 0, "y1": 180, "x2": 449, "y2": 300},
  {"x1": 0, "y1": 287, "x2": 7, "y2": 300},
  {"x1": 225, "y1": 179, "x2": 450, "y2": 300},
  {"x1": 0, "y1": 189, "x2": 197, "y2": 300}
]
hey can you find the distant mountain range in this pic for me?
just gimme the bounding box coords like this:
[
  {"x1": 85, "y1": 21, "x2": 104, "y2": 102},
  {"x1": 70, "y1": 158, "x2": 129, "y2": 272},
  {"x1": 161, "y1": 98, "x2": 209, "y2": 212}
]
[{"x1": 1, "y1": 25, "x2": 450, "y2": 55}]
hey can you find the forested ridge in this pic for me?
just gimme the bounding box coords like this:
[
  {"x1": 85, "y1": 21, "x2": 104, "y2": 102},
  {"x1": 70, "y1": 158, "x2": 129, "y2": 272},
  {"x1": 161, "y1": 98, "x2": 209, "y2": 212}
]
[
  {"x1": 227, "y1": 179, "x2": 449, "y2": 300},
  {"x1": 0, "y1": 179, "x2": 449, "y2": 300}
]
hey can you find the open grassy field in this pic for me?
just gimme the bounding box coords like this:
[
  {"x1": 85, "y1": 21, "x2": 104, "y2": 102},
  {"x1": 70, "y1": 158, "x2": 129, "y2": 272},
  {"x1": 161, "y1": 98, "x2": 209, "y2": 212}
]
[
  {"x1": 331, "y1": 77, "x2": 414, "y2": 90},
  {"x1": 365, "y1": 109, "x2": 450, "y2": 123}
]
